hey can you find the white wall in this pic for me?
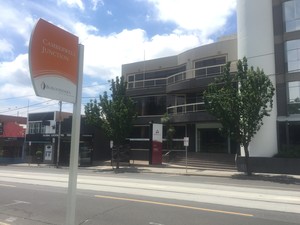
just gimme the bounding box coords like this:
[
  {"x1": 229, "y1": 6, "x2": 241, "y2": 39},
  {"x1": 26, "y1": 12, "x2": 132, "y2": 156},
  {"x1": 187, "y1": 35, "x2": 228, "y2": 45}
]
[{"x1": 237, "y1": 0, "x2": 278, "y2": 157}]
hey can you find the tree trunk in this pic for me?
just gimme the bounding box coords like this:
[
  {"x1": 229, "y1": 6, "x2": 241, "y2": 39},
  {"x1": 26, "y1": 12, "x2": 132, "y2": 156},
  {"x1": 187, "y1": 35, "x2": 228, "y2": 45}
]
[{"x1": 244, "y1": 144, "x2": 252, "y2": 176}]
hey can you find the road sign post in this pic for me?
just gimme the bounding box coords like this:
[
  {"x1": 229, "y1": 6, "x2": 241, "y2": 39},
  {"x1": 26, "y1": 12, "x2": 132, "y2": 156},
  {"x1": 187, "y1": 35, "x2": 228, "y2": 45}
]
[
  {"x1": 65, "y1": 44, "x2": 84, "y2": 225},
  {"x1": 29, "y1": 18, "x2": 84, "y2": 225}
]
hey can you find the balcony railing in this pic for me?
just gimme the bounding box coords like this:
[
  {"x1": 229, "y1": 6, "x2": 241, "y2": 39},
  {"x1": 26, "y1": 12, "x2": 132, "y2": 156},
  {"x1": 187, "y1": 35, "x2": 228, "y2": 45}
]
[
  {"x1": 127, "y1": 78, "x2": 166, "y2": 89},
  {"x1": 167, "y1": 102, "x2": 206, "y2": 114},
  {"x1": 127, "y1": 64, "x2": 227, "y2": 89}
]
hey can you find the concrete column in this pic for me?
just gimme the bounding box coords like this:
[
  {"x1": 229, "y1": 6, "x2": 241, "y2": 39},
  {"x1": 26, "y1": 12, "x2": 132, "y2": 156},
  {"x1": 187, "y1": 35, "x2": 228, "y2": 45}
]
[{"x1": 237, "y1": 0, "x2": 278, "y2": 157}]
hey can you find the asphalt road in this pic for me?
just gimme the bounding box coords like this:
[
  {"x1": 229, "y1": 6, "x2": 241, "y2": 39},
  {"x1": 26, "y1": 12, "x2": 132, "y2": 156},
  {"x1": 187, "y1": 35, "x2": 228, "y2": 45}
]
[{"x1": 0, "y1": 166, "x2": 299, "y2": 225}]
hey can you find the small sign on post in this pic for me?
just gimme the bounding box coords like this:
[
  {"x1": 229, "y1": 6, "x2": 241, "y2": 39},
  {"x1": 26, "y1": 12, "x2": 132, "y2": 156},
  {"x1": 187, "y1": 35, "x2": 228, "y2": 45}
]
[
  {"x1": 184, "y1": 137, "x2": 189, "y2": 147},
  {"x1": 183, "y1": 137, "x2": 189, "y2": 173}
]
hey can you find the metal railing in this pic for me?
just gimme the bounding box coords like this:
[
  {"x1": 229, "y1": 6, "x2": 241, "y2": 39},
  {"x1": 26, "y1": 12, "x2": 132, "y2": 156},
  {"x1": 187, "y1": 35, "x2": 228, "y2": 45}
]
[
  {"x1": 127, "y1": 64, "x2": 226, "y2": 89},
  {"x1": 167, "y1": 102, "x2": 206, "y2": 115}
]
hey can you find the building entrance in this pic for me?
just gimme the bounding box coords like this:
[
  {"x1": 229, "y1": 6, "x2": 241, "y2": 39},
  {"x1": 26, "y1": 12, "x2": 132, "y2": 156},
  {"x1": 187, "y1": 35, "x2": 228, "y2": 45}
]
[{"x1": 197, "y1": 128, "x2": 228, "y2": 153}]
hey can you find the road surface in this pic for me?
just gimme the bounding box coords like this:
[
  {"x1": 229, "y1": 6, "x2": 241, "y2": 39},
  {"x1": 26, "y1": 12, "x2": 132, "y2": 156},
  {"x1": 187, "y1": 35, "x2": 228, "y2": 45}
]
[{"x1": 0, "y1": 166, "x2": 299, "y2": 225}]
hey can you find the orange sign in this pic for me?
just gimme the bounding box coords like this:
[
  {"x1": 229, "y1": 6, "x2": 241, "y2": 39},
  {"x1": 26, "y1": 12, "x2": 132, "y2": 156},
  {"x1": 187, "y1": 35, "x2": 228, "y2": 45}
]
[{"x1": 29, "y1": 18, "x2": 79, "y2": 103}]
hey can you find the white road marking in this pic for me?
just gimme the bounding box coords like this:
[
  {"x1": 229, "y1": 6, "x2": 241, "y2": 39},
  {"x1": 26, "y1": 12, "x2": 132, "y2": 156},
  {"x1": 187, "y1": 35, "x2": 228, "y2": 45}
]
[
  {"x1": 1, "y1": 200, "x2": 30, "y2": 207},
  {"x1": 0, "y1": 222, "x2": 11, "y2": 225},
  {"x1": 5, "y1": 217, "x2": 16, "y2": 222},
  {"x1": 149, "y1": 222, "x2": 164, "y2": 225},
  {"x1": 0, "y1": 184, "x2": 16, "y2": 188}
]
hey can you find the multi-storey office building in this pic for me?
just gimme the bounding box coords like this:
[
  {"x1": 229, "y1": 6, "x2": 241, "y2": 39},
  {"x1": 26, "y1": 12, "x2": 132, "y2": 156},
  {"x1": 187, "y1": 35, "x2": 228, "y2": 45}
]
[
  {"x1": 273, "y1": 0, "x2": 300, "y2": 154},
  {"x1": 122, "y1": 37, "x2": 238, "y2": 159},
  {"x1": 122, "y1": 0, "x2": 300, "y2": 160}
]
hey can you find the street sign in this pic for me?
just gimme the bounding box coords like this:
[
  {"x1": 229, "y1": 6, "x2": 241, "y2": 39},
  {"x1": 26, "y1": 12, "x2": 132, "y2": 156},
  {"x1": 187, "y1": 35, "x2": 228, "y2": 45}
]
[
  {"x1": 184, "y1": 137, "x2": 189, "y2": 147},
  {"x1": 29, "y1": 18, "x2": 79, "y2": 103},
  {"x1": 29, "y1": 18, "x2": 84, "y2": 225},
  {"x1": 152, "y1": 123, "x2": 163, "y2": 165}
]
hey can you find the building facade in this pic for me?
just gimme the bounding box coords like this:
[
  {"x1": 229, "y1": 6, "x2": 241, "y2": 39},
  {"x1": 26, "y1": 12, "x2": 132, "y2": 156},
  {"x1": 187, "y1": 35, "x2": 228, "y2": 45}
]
[
  {"x1": 122, "y1": 0, "x2": 300, "y2": 159},
  {"x1": 25, "y1": 111, "x2": 111, "y2": 165},
  {"x1": 273, "y1": 0, "x2": 300, "y2": 156},
  {"x1": 0, "y1": 115, "x2": 26, "y2": 163},
  {"x1": 122, "y1": 38, "x2": 238, "y2": 159}
]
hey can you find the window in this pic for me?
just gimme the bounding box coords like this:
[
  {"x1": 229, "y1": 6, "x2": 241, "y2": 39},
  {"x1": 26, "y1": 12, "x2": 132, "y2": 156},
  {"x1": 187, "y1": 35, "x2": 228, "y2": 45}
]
[
  {"x1": 29, "y1": 122, "x2": 41, "y2": 134},
  {"x1": 28, "y1": 112, "x2": 54, "y2": 121},
  {"x1": 127, "y1": 65, "x2": 186, "y2": 89},
  {"x1": 285, "y1": 40, "x2": 300, "y2": 72},
  {"x1": 28, "y1": 122, "x2": 47, "y2": 134},
  {"x1": 128, "y1": 75, "x2": 134, "y2": 82},
  {"x1": 283, "y1": 0, "x2": 300, "y2": 32},
  {"x1": 133, "y1": 96, "x2": 166, "y2": 116},
  {"x1": 195, "y1": 56, "x2": 226, "y2": 77},
  {"x1": 288, "y1": 81, "x2": 300, "y2": 114}
]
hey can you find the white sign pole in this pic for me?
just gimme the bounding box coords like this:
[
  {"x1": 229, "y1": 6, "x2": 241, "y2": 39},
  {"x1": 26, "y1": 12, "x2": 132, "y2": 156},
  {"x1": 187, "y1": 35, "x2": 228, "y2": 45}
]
[
  {"x1": 65, "y1": 44, "x2": 84, "y2": 225},
  {"x1": 184, "y1": 137, "x2": 189, "y2": 174}
]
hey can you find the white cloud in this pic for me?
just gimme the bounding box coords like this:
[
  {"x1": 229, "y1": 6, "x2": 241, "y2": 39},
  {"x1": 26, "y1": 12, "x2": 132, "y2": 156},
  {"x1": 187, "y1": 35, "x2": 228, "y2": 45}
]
[
  {"x1": 0, "y1": 2, "x2": 35, "y2": 44},
  {"x1": 0, "y1": 39, "x2": 14, "y2": 60},
  {"x1": 82, "y1": 82, "x2": 107, "y2": 97},
  {"x1": 57, "y1": 0, "x2": 84, "y2": 10},
  {"x1": 82, "y1": 28, "x2": 147, "y2": 79},
  {"x1": 0, "y1": 54, "x2": 31, "y2": 86},
  {"x1": 145, "y1": 33, "x2": 207, "y2": 59},
  {"x1": 91, "y1": 0, "x2": 104, "y2": 11},
  {"x1": 80, "y1": 28, "x2": 203, "y2": 80},
  {"x1": 148, "y1": 0, "x2": 236, "y2": 37},
  {"x1": 74, "y1": 22, "x2": 99, "y2": 42}
]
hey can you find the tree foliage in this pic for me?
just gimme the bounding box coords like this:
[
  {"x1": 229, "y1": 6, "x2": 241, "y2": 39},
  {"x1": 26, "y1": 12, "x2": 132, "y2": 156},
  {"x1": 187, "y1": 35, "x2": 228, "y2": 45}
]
[
  {"x1": 204, "y1": 57, "x2": 275, "y2": 175},
  {"x1": 161, "y1": 113, "x2": 175, "y2": 151},
  {"x1": 84, "y1": 76, "x2": 137, "y2": 146}
]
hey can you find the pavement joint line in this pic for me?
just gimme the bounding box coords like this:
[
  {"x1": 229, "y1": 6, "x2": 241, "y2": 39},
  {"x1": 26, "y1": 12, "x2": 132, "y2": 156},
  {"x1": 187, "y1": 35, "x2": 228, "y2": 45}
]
[{"x1": 94, "y1": 194, "x2": 254, "y2": 217}]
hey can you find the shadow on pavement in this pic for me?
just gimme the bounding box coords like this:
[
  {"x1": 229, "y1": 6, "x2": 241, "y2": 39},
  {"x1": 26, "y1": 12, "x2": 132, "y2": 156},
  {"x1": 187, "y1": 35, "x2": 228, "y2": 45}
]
[
  {"x1": 93, "y1": 166, "x2": 151, "y2": 174},
  {"x1": 231, "y1": 173, "x2": 300, "y2": 185}
]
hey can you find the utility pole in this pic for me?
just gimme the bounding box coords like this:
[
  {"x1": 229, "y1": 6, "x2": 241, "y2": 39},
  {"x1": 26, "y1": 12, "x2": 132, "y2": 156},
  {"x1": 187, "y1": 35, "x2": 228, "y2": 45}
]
[{"x1": 56, "y1": 100, "x2": 62, "y2": 168}]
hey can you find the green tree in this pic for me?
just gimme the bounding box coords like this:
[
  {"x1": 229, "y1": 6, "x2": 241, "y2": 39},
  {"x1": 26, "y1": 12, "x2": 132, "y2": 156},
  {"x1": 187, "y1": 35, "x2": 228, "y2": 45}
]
[
  {"x1": 84, "y1": 76, "x2": 137, "y2": 168},
  {"x1": 204, "y1": 57, "x2": 275, "y2": 175},
  {"x1": 161, "y1": 113, "x2": 175, "y2": 152}
]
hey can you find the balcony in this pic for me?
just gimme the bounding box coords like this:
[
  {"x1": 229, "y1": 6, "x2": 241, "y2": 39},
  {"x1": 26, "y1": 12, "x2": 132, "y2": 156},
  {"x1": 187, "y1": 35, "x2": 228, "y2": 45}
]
[
  {"x1": 167, "y1": 102, "x2": 206, "y2": 114},
  {"x1": 167, "y1": 102, "x2": 216, "y2": 123},
  {"x1": 127, "y1": 64, "x2": 226, "y2": 91}
]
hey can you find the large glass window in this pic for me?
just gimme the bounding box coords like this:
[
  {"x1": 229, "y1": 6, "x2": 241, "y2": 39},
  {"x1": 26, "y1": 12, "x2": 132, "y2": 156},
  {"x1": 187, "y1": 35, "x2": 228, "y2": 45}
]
[
  {"x1": 195, "y1": 56, "x2": 226, "y2": 77},
  {"x1": 283, "y1": 0, "x2": 300, "y2": 32},
  {"x1": 288, "y1": 81, "x2": 300, "y2": 114},
  {"x1": 126, "y1": 65, "x2": 186, "y2": 89},
  {"x1": 28, "y1": 122, "x2": 47, "y2": 134},
  {"x1": 28, "y1": 122, "x2": 41, "y2": 134},
  {"x1": 133, "y1": 95, "x2": 166, "y2": 116},
  {"x1": 285, "y1": 40, "x2": 300, "y2": 72}
]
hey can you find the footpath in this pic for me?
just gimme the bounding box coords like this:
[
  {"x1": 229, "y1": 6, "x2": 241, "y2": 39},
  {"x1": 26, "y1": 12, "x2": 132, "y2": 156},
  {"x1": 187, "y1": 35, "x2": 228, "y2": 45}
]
[{"x1": 6, "y1": 160, "x2": 300, "y2": 184}]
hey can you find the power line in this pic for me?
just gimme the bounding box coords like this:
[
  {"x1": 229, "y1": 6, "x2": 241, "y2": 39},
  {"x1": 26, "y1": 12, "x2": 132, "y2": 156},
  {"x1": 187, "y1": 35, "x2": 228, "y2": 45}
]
[
  {"x1": 0, "y1": 95, "x2": 35, "y2": 101},
  {"x1": 0, "y1": 99, "x2": 54, "y2": 114}
]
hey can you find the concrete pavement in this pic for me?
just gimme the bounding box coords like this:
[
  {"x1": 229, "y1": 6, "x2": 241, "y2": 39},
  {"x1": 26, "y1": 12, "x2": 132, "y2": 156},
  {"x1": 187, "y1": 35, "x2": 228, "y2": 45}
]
[{"x1": 5, "y1": 160, "x2": 300, "y2": 183}]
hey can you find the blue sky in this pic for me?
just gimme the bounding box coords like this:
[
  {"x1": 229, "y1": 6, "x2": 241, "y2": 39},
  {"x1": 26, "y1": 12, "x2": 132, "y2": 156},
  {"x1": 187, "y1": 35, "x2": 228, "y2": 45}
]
[{"x1": 0, "y1": 0, "x2": 236, "y2": 116}]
